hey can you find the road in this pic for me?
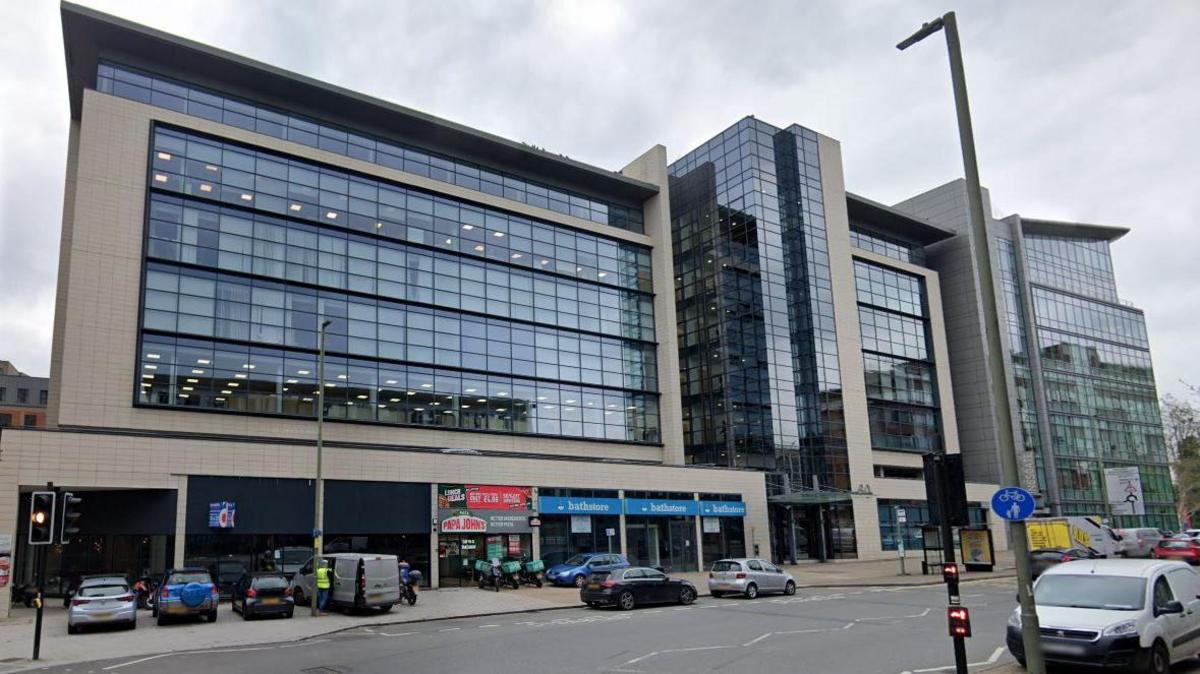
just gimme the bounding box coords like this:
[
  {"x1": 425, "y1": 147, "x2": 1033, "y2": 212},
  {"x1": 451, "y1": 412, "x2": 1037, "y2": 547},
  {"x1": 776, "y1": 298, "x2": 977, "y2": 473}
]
[{"x1": 30, "y1": 581, "x2": 1021, "y2": 674}]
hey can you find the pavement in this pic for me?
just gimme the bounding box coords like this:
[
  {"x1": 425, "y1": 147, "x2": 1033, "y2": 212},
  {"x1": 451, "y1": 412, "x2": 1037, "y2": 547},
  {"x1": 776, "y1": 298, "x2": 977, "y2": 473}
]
[
  {"x1": 0, "y1": 553, "x2": 1016, "y2": 672},
  {"x1": 20, "y1": 580, "x2": 1021, "y2": 674}
]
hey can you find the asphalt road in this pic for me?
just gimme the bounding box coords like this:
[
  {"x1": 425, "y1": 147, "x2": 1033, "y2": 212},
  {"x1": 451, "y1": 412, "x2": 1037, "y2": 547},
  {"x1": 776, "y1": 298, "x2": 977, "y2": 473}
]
[{"x1": 28, "y1": 580, "x2": 1025, "y2": 674}]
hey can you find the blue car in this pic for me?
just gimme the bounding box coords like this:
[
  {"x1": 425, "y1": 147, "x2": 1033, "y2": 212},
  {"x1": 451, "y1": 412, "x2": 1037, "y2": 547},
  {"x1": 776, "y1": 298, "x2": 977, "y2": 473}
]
[
  {"x1": 153, "y1": 567, "x2": 219, "y2": 625},
  {"x1": 545, "y1": 553, "x2": 629, "y2": 588}
]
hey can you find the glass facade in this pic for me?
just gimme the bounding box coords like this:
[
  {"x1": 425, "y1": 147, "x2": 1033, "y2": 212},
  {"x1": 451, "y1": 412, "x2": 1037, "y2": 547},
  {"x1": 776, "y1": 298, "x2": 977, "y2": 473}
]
[
  {"x1": 877, "y1": 499, "x2": 987, "y2": 552},
  {"x1": 848, "y1": 225, "x2": 927, "y2": 265},
  {"x1": 98, "y1": 62, "x2": 644, "y2": 233},
  {"x1": 854, "y1": 260, "x2": 942, "y2": 453},
  {"x1": 138, "y1": 125, "x2": 661, "y2": 443}
]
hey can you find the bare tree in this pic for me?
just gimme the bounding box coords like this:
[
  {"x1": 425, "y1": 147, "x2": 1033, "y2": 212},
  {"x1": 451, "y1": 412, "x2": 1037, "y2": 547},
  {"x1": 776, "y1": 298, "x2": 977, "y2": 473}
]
[{"x1": 1163, "y1": 388, "x2": 1200, "y2": 525}]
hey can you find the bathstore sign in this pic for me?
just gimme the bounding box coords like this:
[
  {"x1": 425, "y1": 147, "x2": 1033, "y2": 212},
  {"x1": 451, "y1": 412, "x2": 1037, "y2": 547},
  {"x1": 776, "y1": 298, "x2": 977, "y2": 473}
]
[
  {"x1": 440, "y1": 515, "x2": 488, "y2": 533},
  {"x1": 624, "y1": 498, "x2": 698, "y2": 517},
  {"x1": 539, "y1": 496, "x2": 622, "y2": 515},
  {"x1": 699, "y1": 501, "x2": 747, "y2": 517},
  {"x1": 208, "y1": 501, "x2": 236, "y2": 529}
]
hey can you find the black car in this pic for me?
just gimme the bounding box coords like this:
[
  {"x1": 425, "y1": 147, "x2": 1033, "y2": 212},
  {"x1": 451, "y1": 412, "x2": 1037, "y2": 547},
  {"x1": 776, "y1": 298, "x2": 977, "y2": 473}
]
[
  {"x1": 581, "y1": 567, "x2": 697, "y2": 610},
  {"x1": 230, "y1": 572, "x2": 294, "y2": 620},
  {"x1": 1029, "y1": 547, "x2": 1098, "y2": 578}
]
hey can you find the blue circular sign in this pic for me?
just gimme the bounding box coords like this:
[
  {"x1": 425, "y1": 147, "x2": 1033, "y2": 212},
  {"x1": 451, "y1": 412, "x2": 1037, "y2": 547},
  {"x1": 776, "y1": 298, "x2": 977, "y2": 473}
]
[{"x1": 991, "y1": 486, "x2": 1035, "y2": 521}]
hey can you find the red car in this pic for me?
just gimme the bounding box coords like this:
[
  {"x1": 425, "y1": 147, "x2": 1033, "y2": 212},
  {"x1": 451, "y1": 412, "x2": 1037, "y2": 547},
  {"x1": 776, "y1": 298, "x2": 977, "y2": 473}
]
[{"x1": 1152, "y1": 538, "x2": 1200, "y2": 564}]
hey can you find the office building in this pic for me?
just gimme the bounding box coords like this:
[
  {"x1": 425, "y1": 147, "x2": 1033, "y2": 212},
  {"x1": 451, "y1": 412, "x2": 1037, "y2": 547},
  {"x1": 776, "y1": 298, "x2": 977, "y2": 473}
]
[
  {"x1": 897, "y1": 180, "x2": 1175, "y2": 528},
  {"x1": 0, "y1": 4, "x2": 768, "y2": 616},
  {"x1": 668, "y1": 117, "x2": 1002, "y2": 561},
  {"x1": 0, "y1": 362, "x2": 49, "y2": 428}
]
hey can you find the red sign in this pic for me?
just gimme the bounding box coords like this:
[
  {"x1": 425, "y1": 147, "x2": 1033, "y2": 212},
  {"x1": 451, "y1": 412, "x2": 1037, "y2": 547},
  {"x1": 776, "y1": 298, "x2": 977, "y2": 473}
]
[
  {"x1": 466, "y1": 485, "x2": 533, "y2": 510},
  {"x1": 441, "y1": 515, "x2": 488, "y2": 533}
]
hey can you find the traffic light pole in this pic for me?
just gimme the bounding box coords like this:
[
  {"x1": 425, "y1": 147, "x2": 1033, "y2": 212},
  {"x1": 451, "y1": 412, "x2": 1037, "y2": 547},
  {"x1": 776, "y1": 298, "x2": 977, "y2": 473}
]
[
  {"x1": 32, "y1": 482, "x2": 54, "y2": 661},
  {"x1": 932, "y1": 456, "x2": 967, "y2": 674}
]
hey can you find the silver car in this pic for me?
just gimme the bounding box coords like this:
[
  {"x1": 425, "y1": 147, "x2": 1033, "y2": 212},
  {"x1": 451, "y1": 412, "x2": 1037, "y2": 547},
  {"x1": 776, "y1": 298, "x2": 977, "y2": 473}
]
[
  {"x1": 708, "y1": 558, "x2": 796, "y2": 599},
  {"x1": 68, "y1": 576, "x2": 137, "y2": 633}
]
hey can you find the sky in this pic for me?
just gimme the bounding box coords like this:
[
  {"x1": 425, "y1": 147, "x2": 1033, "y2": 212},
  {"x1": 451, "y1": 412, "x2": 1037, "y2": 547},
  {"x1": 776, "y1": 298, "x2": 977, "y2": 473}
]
[{"x1": 0, "y1": 0, "x2": 1197, "y2": 401}]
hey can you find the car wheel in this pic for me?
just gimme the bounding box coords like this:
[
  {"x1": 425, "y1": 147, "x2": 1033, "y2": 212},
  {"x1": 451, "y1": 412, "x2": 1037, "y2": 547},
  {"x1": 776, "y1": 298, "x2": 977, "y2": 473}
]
[
  {"x1": 1148, "y1": 640, "x2": 1169, "y2": 674},
  {"x1": 573, "y1": 575, "x2": 587, "y2": 589},
  {"x1": 285, "y1": 609, "x2": 294, "y2": 619},
  {"x1": 378, "y1": 604, "x2": 393, "y2": 613},
  {"x1": 156, "y1": 613, "x2": 168, "y2": 626},
  {"x1": 67, "y1": 623, "x2": 78, "y2": 635},
  {"x1": 784, "y1": 580, "x2": 796, "y2": 596},
  {"x1": 1016, "y1": 656, "x2": 1026, "y2": 668},
  {"x1": 293, "y1": 588, "x2": 307, "y2": 607},
  {"x1": 241, "y1": 608, "x2": 251, "y2": 621},
  {"x1": 679, "y1": 587, "x2": 696, "y2": 605},
  {"x1": 711, "y1": 591, "x2": 724, "y2": 598},
  {"x1": 128, "y1": 618, "x2": 137, "y2": 630},
  {"x1": 745, "y1": 583, "x2": 758, "y2": 599},
  {"x1": 208, "y1": 608, "x2": 218, "y2": 623},
  {"x1": 618, "y1": 591, "x2": 636, "y2": 611}
]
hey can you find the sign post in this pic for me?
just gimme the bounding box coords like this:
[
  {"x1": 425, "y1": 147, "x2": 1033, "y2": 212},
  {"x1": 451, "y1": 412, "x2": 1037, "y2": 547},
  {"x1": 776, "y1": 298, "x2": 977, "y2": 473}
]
[
  {"x1": 896, "y1": 507, "x2": 909, "y2": 576},
  {"x1": 605, "y1": 528, "x2": 615, "y2": 554}
]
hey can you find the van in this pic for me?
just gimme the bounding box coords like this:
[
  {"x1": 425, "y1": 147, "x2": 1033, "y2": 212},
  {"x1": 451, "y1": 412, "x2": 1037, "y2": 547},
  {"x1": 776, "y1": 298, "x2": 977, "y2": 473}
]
[
  {"x1": 1007, "y1": 559, "x2": 1200, "y2": 672},
  {"x1": 1118, "y1": 528, "x2": 1165, "y2": 559},
  {"x1": 292, "y1": 553, "x2": 400, "y2": 613}
]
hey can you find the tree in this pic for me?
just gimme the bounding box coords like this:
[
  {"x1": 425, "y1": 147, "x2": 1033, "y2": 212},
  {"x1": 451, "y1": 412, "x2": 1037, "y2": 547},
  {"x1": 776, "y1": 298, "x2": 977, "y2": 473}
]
[{"x1": 1163, "y1": 391, "x2": 1200, "y2": 525}]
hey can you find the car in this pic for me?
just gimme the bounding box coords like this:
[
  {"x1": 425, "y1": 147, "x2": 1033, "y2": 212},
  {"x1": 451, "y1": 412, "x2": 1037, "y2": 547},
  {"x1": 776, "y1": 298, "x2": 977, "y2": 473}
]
[
  {"x1": 67, "y1": 575, "x2": 137, "y2": 634},
  {"x1": 153, "y1": 567, "x2": 219, "y2": 625},
  {"x1": 231, "y1": 572, "x2": 294, "y2": 620},
  {"x1": 1117, "y1": 528, "x2": 1165, "y2": 558},
  {"x1": 1029, "y1": 548, "x2": 1100, "y2": 579},
  {"x1": 708, "y1": 558, "x2": 796, "y2": 598},
  {"x1": 1181, "y1": 529, "x2": 1200, "y2": 540},
  {"x1": 292, "y1": 553, "x2": 399, "y2": 613},
  {"x1": 581, "y1": 566, "x2": 697, "y2": 610},
  {"x1": 1152, "y1": 538, "x2": 1200, "y2": 565},
  {"x1": 1007, "y1": 559, "x2": 1200, "y2": 673},
  {"x1": 545, "y1": 553, "x2": 629, "y2": 588},
  {"x1": 210, "y1": 559, "x2": 248, "y2": 598},
  {"x1": 271, "y1": 547, "x2": 312, "y2": 578}
]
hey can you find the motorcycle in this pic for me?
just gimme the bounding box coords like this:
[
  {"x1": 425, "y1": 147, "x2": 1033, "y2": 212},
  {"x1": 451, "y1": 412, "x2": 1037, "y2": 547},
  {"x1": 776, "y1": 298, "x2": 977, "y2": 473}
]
[
  {"x1": 401, "y1": 569, "x2": 421, "y2": 605},
  {"x1": 499, "y1": 559, "x2": 522, "y2": 590},
  {"x1": 475, "y1": 559, "x2": 503, "y2": 591},
  {"x1": 513, "y1": 558, "x2": 544, "y2": 588}
]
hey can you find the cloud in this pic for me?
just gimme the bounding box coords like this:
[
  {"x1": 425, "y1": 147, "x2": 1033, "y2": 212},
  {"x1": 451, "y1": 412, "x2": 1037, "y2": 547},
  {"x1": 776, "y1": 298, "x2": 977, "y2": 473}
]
[{"x1": 1, "y1": 0, "x2": 1196, "y2": 402}]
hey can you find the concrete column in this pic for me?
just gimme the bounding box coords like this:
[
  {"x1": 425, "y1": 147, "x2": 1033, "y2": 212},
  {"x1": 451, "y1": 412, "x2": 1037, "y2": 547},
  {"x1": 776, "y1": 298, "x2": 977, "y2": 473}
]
[
  {"x1": 531, "y1": 487, "x2": 541, "y2": 562},
  {"x1": 617, "y1": 489, "x2": 628, "y2": 558},
  {"x1": 429, "y1": 484, "x2": 439, "y2": 589},
  {"x1": 172, "y1": 475, "x2": 187, "y2": 568},
  {"x1": 693, "y1": 494, "x2": 704, "y2": 572}
]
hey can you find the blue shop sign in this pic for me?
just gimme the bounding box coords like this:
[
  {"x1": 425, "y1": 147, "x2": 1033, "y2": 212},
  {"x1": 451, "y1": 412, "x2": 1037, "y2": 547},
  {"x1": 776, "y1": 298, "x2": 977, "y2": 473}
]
[
  {"x1": 699, "y1": 501, "x2": 747, "y2": 517},
  {"x1": 538, "y1": 496, "x2": 622, "y2": 516},
  {"x1": 625, "y1": 498, "x2": 699, "y2": 517}
]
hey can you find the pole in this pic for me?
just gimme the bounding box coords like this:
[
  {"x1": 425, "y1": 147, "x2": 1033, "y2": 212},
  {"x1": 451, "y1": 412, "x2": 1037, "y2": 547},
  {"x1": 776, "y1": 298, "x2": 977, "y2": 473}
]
[
  {"x1": 932, "y1": 455, "x2": 967, "y2": 674},
  {"x1": 812, "y1": 476, "x2": 827, "y2": 563},
  {"x1": 32, "y1": 481, "x2": 54, "y2": 661},
  {"x1": 940, "y1": 12, "x2": 1044, "y2": 673},
  {"x1": 311, "y1": 319, "x2": 331, "y2": 617},
  {"x1": 896, "y1": 506, "x2": 909, "y2": 576}
]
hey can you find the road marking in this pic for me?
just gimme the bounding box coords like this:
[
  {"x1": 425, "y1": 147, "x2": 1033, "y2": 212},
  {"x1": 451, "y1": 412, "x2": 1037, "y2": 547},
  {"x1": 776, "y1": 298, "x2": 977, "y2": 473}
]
[
  {"x1": 842, "y1": 622, "x2": 855, "y2": 630},
  {"x1": 625, "y1": 651, "x2": 660, "y2": 665},
  {"x1": 439, "y1": 627, "x2": 461, "y2": 632},
  {"x1": 663, "y1": 645, "x2": 737, "y2": 653},
  {"x1": 645, "y1": 610, "x2": 663, "y2": 614},
  {"x1": 479, "y1": 624, "x2": 500, "y2": 628},
  {"x1": 378, "y1": 631, "x2": 414, "y2": 637},
  {"x1": 102, "y1": 654, "x2": 172, "y2": 671},
  {"x1": 278, "y1": 638, "x2": 329, "y2": 649},
  {"x1": 907, "y1": 645, "x2": 1006, "y2": 673},
  {"x1": 743, "y1": 632, "x2": 772, "y2": 647}
]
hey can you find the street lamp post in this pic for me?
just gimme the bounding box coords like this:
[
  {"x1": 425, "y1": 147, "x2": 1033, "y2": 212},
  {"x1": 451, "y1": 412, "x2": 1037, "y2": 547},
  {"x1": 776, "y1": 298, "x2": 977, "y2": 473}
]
[
  {"x1": 898, "y1": 11, "x2": 1045, "y2": 674},
  {"x1": 312, "y1": 318, "x2": 332, "y2": 617}
]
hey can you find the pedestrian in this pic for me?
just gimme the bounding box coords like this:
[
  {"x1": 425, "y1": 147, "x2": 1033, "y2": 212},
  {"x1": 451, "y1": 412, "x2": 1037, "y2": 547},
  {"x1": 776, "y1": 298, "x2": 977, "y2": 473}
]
[{"x1": 316, "y1": 558, "x2": 334, "y2": 614}]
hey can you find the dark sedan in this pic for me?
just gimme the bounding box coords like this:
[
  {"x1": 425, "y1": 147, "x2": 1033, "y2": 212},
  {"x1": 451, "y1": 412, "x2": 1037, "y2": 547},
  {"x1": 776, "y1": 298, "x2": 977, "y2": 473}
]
[
  {"x1": 581, "y1": 567, "x2": 697, "y2": 610},
  {"x1": 230, "y1": 572, "x2": 294, "y2": 620},
  {"x1": 1029, "y1": 547, "x2": 1098, "y2": 578}
]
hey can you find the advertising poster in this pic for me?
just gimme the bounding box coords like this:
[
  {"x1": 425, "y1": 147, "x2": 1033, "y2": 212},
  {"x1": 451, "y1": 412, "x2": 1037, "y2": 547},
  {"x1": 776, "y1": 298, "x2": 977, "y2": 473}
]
[
  {"x1": 702, "y1": 517, "x2": 721, "y2": 534},
  {"x1": 438, "y1": 484, "x2": 533, "y2": 511},
  {"x1": 959, "y1": 528, "x2": 994, "y2": 570},
  {"x1": 570, "y1": 515, "x2": 592, "y2": 534},
  {"x1": 1105, "y1": 467, "x2": 1145, "y2": 516}
]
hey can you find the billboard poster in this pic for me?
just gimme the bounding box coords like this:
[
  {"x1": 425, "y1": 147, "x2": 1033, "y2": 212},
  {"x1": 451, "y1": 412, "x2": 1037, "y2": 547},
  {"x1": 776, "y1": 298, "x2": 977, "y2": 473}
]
[
  {"x1": 1104, "y1": 466, "x2": 1146, "y2": 516},
  {"x1": 438, "y1": 484, "x2": 533, "y2": 511},
  {"x1": 570, "y1": 515, "x2": 592, "y2": 534},
  {"x1": 208, "y1": 501, "x2": 236, "y2": 529}
]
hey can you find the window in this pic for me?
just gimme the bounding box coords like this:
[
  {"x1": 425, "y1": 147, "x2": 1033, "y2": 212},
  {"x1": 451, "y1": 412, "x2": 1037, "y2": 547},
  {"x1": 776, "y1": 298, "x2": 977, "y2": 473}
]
[
  {"x1": 23, "y1": 415, "x2": 36, "y2": 427},
  {"x1": 0, "y1": 413, "x2": 10, "y2": 427},
  {"x1": 747, "y1": 560, "x2": 763, "y2": 571},
  {"x1": 39, "y1": 390, "x2": 48, "y2": 405},
  {"x1": 1153, "y1": 575, "x2": 1175, "y2": 611},
  {"x1": 0, "y1": 386, "x2": 5, "y2": 401},
  {"x1": 17, "y1": 388, "x2": 28, "y2": 403}
]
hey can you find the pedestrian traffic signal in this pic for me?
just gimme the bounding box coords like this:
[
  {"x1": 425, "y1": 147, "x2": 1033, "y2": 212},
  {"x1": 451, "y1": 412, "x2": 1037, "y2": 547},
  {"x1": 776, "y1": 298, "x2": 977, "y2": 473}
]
[
  {"x1": 60, "y1": 492, "x2": 82, "y2": 544},
  {"x1": 947, "y1": 606, "x2": 972, "y2": 637},
  {"x1": 942, "y1": 562, "x2": 960, "y2": 595},
  {"x1": 28, "y1": 492, "x2": 56, "y2": 545}
]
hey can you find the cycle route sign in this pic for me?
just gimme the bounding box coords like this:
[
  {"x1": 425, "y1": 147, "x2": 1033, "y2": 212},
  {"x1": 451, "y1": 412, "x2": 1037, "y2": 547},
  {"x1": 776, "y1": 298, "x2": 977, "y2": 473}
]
[{"x1": 991, "y1": 486, "x2": 1035, "y2": 522}]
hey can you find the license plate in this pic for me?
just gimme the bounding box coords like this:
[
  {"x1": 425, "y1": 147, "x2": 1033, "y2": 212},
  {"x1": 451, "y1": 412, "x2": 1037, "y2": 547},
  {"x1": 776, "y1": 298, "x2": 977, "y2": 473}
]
[
  {"x1": 587, "y1": 583, "x2": 600, "y2": 589},
  {"x1": 260, "y1": 597, "x2": 280, "y2": 605},
  {"x1": 91, "y1": 612, "x2": 114, "y2": 619},
  {"x1": 1044, "y1": 642, "x2": 1086, "y2": 656}
]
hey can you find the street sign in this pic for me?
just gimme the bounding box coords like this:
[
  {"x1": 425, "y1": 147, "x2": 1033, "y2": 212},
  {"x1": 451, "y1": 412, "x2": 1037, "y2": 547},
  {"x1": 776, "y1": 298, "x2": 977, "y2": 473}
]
[
  {"x1": 897, "y1": 508, "x2": 908, "y2": 524},
  {"x1": 605, "y1": 528, "x2": 615, "y2": 537},
  {"x1": 991, "y1": 487, "x2": 1035, "y2": 522},
  {"x1": 312, "y1": 528, "x2": 322, "y2": 538}
]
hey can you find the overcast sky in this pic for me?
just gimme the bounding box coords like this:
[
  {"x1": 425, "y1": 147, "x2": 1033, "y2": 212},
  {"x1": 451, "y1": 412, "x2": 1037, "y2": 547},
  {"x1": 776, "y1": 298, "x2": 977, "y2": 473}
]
[{"x1": 1, "y1": 0, "x2": 1196, "y2": 401}]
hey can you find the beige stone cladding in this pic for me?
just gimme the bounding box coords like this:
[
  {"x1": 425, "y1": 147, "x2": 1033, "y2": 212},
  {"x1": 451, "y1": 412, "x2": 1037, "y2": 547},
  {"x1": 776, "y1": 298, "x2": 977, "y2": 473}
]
[
  {"x1": 0, "y1": 427, "x2": 767, "y2": 617},
  {"x1": 52, "y1": 90, "x2": 672, "y2": 464}
]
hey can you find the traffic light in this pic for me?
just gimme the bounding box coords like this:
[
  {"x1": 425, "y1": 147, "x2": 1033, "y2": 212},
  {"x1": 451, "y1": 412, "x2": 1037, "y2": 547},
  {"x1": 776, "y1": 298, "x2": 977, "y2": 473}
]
[
  {"x1": 59, "y1": 492, "x2": 82, "y2": 544},
  {"x1": 947, "y1": 606, "x2": 972, "y2": 637},
  {"x1": 28, "y1": 492, "x2": 56, "y2": 545},
  {"x1": 942, "y1": 562, "x2": 960, "y2": 596}
]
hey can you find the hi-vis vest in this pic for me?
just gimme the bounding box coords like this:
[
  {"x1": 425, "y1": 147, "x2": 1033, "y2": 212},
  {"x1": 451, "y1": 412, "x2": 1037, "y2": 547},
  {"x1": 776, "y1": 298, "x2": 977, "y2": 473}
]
[{"x1": 316, "y1": 567, "x2": 331, "y2": 589}]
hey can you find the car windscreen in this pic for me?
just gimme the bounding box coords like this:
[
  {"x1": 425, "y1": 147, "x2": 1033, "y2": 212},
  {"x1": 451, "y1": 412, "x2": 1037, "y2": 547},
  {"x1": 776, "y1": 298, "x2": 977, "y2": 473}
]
[
  {"x1": 588, "y1": 572, "x2": 611, "y2": 582},
  {"x1": 252, "y1": 576, "x2": 289, "y2": 590},
  {"x1": 282, "y1": 550, "x2": 309, "y2": 565},
  {"x1": 1162, "y1": 540, "x2": 1192, "y2": 549},
  {"x1": 79, "y1": 584, "x2": 128, "y2": 597},
  {"x1": 712, "y1": 561, "x2": 741, "y2": 572},
  {"x1": 1031, "y1": 551, "x2": 1064, "y2": 560},
  {"x1": 1035, "y1": 575, "x2": 1145, "y2": 610},
  {"x1": 167, "y1": 572, "x2": 211, "y2": 585},
  {"x1": 564, "y1": 555, "x2": 586, "y2": 566}
]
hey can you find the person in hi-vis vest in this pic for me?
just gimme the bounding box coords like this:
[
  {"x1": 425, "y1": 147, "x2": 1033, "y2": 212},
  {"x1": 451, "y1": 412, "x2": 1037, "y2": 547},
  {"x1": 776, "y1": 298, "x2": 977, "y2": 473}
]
[{"x1": 316, "y1": 559, "x2": 335, "y2": 614}]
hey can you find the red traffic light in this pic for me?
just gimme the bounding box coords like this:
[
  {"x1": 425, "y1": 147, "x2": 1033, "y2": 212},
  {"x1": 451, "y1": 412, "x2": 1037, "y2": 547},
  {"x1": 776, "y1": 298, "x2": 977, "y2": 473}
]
[
  {"x1": 947, "y1": 606, "x2": 972, "y2": 638},
  {"x1": 942, "y1": 562, "x2": 959, "y2": 580}
]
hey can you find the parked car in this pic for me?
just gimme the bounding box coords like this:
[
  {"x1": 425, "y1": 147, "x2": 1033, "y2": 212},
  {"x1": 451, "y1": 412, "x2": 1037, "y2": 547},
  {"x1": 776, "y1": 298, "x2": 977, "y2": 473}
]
[
  {"x1": 292, "y1": 554, "x2": 399, "y2": 613},
  {"x1": 231, "y1": 572, "x2": 294, "y2": 620},
  {"x1": 153, "y1": 567, "x2": 219, "y2": 625},
  {"x1": 1180, "y1": 529, "x2": 1200, "y2": 540},
  {"x1": 581, "y1": 567, "x2": 697, "y2": 610},
  {"x1": 1008, "y1": 559, "x2": 1200, "y2": 673},
  {"x1": 209, "y1": 559, "x2": 248, "y2": 598},
  {"x1": 708, "y1": 558, "x2": 796, "y2": 598},
  {"x1": 545, "y1": 553, "x2": 630, "y2": 588},
  {"x1": 1152, "y1": 538, "x2": 1200, "y2": 565},
  {"x1": 67, "y1": 575, "x2": 136, "y2": 634},
  {"x1": 1118, "y1": 528, "x2": 1165, "y2": 558},
  {"x1": 271, "y1": 547, "x2": 312, "y2": 578},
  {"x1": 1029, "y1": 548, "x2": 1100, "y2": 579}
]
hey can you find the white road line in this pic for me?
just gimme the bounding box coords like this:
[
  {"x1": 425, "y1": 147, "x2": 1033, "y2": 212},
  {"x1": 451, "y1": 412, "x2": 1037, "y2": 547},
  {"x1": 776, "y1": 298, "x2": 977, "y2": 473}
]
[
  {"x1": 842, "y1": 622, "x2": 855, "y2": 630},
  {"x1": 278, "y1": 638, "x2": 328, "y2": 649},
  {"x1": 378, "y1": 631, "x2": 414, "y2": 637},
  {"x1": 102, "y1": 654, "x2": 173, "y2": 671},
  {"x1": 775, "y1": 627, "x2": 842, "y2": 635},
  {"x1": 187, "y1": 646, "x2": 275, "y2": 655},
  {"x1": 662, "y1": 645, "x2": 737, "y2": 654},
  {"x1": 742, "y1": 632, "x2": 772, "y2": 647},
  {"x1": 625, "y1": 651, "x2": 660, "y2": 665},
  {"x1": 909, "y1": 645, "x2": 1006, "y2": 673},
  {"x1": 645, "y1": 610, "x2": 663, "y2": 613},
  {"x1": 479, "y1": 624, "x2": 500, "y2": 628},
  {"x1": 439, "y1": 627, "x2": 462, "y2": 632}
]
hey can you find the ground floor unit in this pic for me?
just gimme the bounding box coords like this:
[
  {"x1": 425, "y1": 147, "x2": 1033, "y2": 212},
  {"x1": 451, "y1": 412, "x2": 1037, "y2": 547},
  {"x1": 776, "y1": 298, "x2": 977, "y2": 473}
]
[{"x1": 0, "y1": 427, "x2": 1008, "y2": 617}]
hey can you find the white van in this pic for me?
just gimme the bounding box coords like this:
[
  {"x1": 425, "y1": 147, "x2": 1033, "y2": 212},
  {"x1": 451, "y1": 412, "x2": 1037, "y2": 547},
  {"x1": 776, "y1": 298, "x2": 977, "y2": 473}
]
[
  {"x1": 1007, "y1": 559, "x2": 1200, "y2": 673},
  {"x1": 292, "y1": 553, "x2": 400, "y2": 613}
]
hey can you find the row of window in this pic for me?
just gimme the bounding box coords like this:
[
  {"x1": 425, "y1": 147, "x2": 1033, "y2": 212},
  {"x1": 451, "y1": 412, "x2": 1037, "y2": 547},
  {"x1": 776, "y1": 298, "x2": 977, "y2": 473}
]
[
  {"x1": 1025, "y1": 235, "x2": 1118, "y2": 303},
  {"x1": 101, "y1": 63, "x2": 644, "y2": 232},
  {"x1": 1038, "y1": 329, "x2": 1156, "y2": 386},
  {"x1": 1048, "y1": 412, "x2": 1169, "y2": 462},
  {"x1": 0, "y1": 413, "x2": 40, "y2": 427},
  {"x1": 0, "y1": 386, "x2": 46, "y2": 405},
  {"x1": 150, "y1": 128, "x2": 653, "y2": 293},
  {"x1": 858, "y1": 306, "x2": 929, "y2": 362},
  {"x1": 1043, "y1": 370, "x2": 1164, "y2": 426},
  {"x1": 138, "y1": 335, "x2": 661, "y2": 443},
  {"x1": 146, "y1": 195, "x2": 656, "y2": 342},
  {"x1": 853, "y1": 259, "x2": 925, "y2": 318},
  {"x1": 849, "y1": 226, "x2": 926, "y2": 265},
  {"x1": 143, "y1": 263, "x2": 658, "y2": 392},
  {"x1": 867, "y1": 402, "x2": 941, "y2": 452},
  {"x1": 862, "y1": 353, "x2": 937, "y2": 408},
  {"x1": 1032, "y1": 286, "x2": 1149, "y2": 349}
]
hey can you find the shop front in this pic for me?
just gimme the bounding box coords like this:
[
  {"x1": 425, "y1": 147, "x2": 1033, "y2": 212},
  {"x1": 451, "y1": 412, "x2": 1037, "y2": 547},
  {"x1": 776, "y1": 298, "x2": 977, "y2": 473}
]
[
  {"x1": 624, "y1": 494, "x2": 699, "y2": 572},
  {"x1": 538, "y1": 491, "x2": 622, "y2": 566},
  {"x1": 700, "y1": 497, "x2": 748, "y2": 567},
  {"x1": 437, "y1": 484, "x2": 535, "y2": 586}
]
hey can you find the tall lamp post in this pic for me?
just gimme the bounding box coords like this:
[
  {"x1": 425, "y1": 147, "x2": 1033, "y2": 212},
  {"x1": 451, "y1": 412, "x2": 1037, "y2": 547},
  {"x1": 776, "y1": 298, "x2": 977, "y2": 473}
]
[
  {"x1": 898, "y1": 12, "x2": 1044, "y2": 674},
  {"x1": 311, "y1": 318, "x2": 332, "y2": 617}
]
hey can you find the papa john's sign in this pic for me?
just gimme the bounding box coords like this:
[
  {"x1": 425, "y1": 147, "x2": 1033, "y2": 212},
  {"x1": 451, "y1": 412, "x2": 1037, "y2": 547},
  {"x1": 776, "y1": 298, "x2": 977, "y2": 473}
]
[{"x1": 440, "y1": 515, "x2": 488, "y2": 533}]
